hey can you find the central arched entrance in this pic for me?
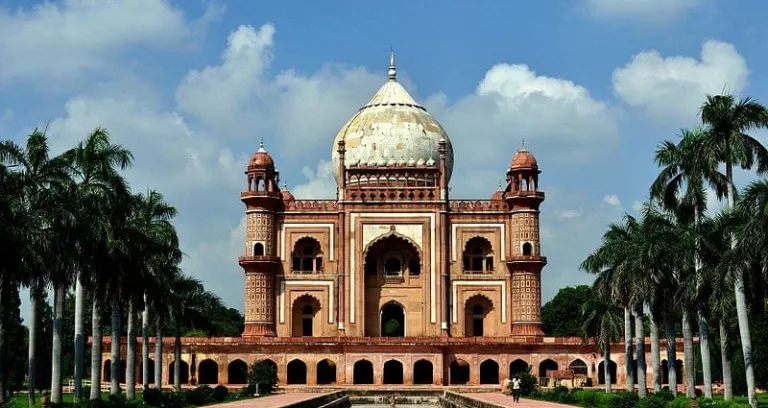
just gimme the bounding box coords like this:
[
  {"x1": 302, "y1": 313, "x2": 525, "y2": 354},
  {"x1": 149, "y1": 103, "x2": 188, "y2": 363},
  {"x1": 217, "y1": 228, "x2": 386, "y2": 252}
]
[
  {"x1": 380, "y1": 301, "x2": 406, "y2": 337},
  {"x1": 363, "y1": 233, "x2": 421, "y2": 337},
  {"x1": 353, "y1": 360, "x2": 374, "y2": 385},
  {"x1": 383, "y1": 360, "x2": 404, "y2": 384}
]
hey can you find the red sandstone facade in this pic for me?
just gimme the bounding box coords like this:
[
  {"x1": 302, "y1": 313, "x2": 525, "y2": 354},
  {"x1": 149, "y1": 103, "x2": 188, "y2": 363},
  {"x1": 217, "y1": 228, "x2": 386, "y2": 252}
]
[{"x1": 100, "y1": 54, "x2": 684, "y2": 389}]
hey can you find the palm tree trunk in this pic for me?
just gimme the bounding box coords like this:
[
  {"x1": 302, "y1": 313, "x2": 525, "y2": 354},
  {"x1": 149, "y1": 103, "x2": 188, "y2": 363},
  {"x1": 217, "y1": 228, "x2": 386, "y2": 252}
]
[
  {"x1": 90, "y1": 298, "x2": 102, "y2": 400},
  {"x1": 126, "y1": 299, "x2": 136, "y2": 399},
  {"x1": 154, "y1": 323, "x2": 163, "y2": 389},
  {"x1": 603, "y1": 344, "x2": 612, "y2": 393},
  {"x1": 650, "y1": 315, "x2": 662, "y2": 392},
  {"x1": 720, "y1": 321, "x2": 733, "y2": 401},
  {"x1": 73, "y1": 275, "x2": 85, "y2": 402},
  {"x1": 726, "y1": 162, "x2": 757, "y2": 408},
  {"x1": 624, "y1": 307, "x2": 634, "y2": 392},
  {"x1": 682, "y1": 311, "x2": 696, "y2": 398},
  {"x1": 50, "y1": 283, "x2": 65, "y2": 403},
  {"x1": 174, "y1": 336, "x2": 181, "y2": 391},
  {"x1": 142, "y1": 294, "x2": 149, "y2": 389},
  {"x1": 110, "y1": 296, "x2": 121, "y2": 395},
  {"x1": 0, "y1": 283, "x2": 6, "y2": 405},
  {"x1": 699, "y1": 312, "x2": 713, "y2": 399},
  {"x1": 633, "y1": 308, "x2": 647, "y2": 397},
  {"x1": 665, "y1": 314, "x2": 678, "y2": 395},
  {"x1": 27, "y1": 285, "x2": 38, "y2": 408}
]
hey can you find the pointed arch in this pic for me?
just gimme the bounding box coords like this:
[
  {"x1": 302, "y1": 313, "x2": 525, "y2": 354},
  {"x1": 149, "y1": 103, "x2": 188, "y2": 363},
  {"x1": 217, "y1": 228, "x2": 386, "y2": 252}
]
[
  {"x1": 292, "y1": 236, "x2": 323, "y2": 273},
  {"x1": 480, "y1": 359, "x2": 500, "y2": 384},
  {"x1": 353, "y1": 359, "x2": 374, "y2": 385},
  {"x1": 509, "y1": 359, "x2": 529, "y2": 377},
  {"x1": 413, "y1": 360, "x2": 433, "y2": 385},
  {"x1": 363, "y1": 231, "x2": 423, "y2": 260},
  {"x1": 464, "y1": 294, "x2": 494, "y2": 337},
  {"x1": 227, "y1": 359, "x2": 248, "y2": 385},
  {"x1": 380, "y1": 300, "x2": 406, "y2": 337},
  {"x1": 383, "y1": 359, "x2": 404, "y2": 384},
  {"x1": 198, "y1": 359, "x2": 218, "y2": 385},
  {"x1": 292, "y1": 294, "x2": 321, "y2": 337},
  {"x1": 450, "y1": 359, "x2": 470, "y2": 385},
  {"x1": 539, "y1": 359, "x2": 558, "y2": 378},
  {"x1": 462, "y1": 236, "x2": 494, "y2": 273},
  {"x1": 569, "y1": 358, "x2": 588, "y2": 376},
  {"x1": 287, "y1": 359, "x2": 307, "y2": 385},
  {"x1": 317, "y1": 359, "x2": 337, "y2": 385}
]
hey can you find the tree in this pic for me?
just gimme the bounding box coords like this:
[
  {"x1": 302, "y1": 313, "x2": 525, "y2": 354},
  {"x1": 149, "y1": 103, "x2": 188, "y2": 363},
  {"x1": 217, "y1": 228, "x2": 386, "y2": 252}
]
[
  {"x1": 700, "y1": 93, "x2": 768, "y2": 408},
  {"x1": 248, "y1": 360, "x2": 278, "y2": 395},
  {"x1": 541, "y1": 285, "x2": 593, "y2": 337},
  {"x1": 581, "y1": 282, "x2": 623, "y2": 394},
  {"x1": 651, "y1": 127, "x2": 727, "y2": 399}
]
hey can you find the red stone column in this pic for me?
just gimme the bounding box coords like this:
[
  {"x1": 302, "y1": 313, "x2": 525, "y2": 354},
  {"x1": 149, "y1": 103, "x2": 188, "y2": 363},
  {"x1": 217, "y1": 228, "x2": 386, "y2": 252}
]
[{"x1": 243, "y1": 272, "x2": 276, "y2": 336}]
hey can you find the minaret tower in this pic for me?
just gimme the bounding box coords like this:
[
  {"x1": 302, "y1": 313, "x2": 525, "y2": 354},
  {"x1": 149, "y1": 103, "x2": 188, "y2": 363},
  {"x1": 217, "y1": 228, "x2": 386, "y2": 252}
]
[
  {"x1": 240, "y1": 141, "x2": 282, "y2": 337},
  {"x1": 505, "y1": 142, "x2": 546, "y2": 339}
]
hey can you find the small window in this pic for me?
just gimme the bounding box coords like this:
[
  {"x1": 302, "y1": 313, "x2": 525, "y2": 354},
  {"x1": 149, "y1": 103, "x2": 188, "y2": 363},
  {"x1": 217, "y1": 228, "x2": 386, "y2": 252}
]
[
  {"x1": 292, "y1": 237, "x2": 323, "y2": 273},
  {"x1": 253, "y1": 242, "x2": 264, "y2": 256},
  {"x1": 384, "y1": 257, "x2": 402, "y2": 276},
  {"x1": 522, "y1": 242, "x2": 533, "y2": 256},
  {"x1": 409, "y1": 259, "x2": 420, "y2": 275}
]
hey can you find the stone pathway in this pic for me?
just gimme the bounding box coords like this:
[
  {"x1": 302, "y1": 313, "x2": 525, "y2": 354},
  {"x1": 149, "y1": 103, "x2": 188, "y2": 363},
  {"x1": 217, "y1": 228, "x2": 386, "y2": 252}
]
[
  {"x1": 207, "y1": 393, "x2": 320, "y2": 408},
  {"x1": 463, "y1": 393, "x2": 575, "y2": 407}
]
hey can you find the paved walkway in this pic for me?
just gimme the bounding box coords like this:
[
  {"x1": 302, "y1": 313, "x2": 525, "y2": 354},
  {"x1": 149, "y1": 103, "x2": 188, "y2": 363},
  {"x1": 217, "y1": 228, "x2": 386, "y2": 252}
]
[
  {"x1": 464, "y1": 393, "x2": 575, "y2": 407},
  {"x1": 208, "y1": 393, "x2": 321, "y2": 408}
]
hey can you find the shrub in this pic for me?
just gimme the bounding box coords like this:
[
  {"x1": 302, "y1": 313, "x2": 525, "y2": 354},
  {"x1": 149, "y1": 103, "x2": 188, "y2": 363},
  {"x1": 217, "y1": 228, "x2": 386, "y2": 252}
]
[
  {"x1": 608, "y1": 392, "x2": 639, "y2": 408},
  {"x1": 142, "y1": 388, "x2": 163, "y2": 407},
  {"x1": 516, "y1": 367, "x2": 538, "y2": 396},
  {"x1": 635, "y1": 395, "x2": 667, "y2": 408},
  {"x1": 572, "y1": 390, "x2": 600, "y2": 407},
  {"x1": 184, "y1": 385, "x2": 214, "y2": 406},
  {"x1": 246, "y1": 360, "x2": 278, "y2": 395},
  {"x1": 666, "y1": 396, "x2": 692, "y2": 408},
  {"x1": 654, "y1": 390, "x2": 676, "y2": 402},
  {"x1": 212, "y1": 385, "x2": 228, "y2": 402},
  {"x1": 160, "y1": 392, "x2": 187, "y2": 408}
]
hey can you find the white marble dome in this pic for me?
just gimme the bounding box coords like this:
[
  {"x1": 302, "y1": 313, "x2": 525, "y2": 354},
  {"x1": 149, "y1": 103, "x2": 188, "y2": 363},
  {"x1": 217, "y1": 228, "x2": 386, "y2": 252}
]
[{"x1": 331, "y1": 52, "x2": 455, "y2": 184}]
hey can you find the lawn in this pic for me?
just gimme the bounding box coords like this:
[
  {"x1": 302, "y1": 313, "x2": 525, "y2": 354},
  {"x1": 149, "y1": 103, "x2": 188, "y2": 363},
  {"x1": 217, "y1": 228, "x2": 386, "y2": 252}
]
[{"x1": 9, "y1": 392, "x2": 141, "y2": 408}]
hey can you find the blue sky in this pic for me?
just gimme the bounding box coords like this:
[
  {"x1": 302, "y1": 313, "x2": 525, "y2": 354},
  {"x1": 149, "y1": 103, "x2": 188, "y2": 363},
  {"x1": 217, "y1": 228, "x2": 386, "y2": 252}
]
[{"x1": 2, "y1": 0, "x2": 767, "y2": 317}]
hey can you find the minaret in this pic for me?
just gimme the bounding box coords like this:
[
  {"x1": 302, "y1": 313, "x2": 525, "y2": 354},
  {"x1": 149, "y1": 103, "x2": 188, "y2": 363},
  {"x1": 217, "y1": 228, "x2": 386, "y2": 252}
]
[
  {"x1": 240, "y1": 141, "x2": 282, "y2": 337},
  {"x1": 505, "y1": 143, "x2": 546, "y2": 339}
]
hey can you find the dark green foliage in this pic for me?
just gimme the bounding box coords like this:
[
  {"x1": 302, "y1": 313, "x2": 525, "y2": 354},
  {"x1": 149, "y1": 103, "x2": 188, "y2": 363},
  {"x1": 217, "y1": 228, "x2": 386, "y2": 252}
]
[
  {"x1": 609, "y1": 392, "x2": 640, "y2": 408},
  {"x1": 142, "y1": 388, "x2": 162, "y2": 406},
  {"x1": 2, "y1": 286, "x2": 26, "y2": 393},
  {"x1": 666, "y1": 396, "x2": 692, "y2": 408},
  {"x1": 635, "y1": 396, "x2": 667, "y2": 408},
  {"x1": 517, "y1": 367, "x2": 538, "y2": 396},
  {"x1": 246, "y1": 360, "x2": 278, "y2": 395},
  {"x1": 212, "y1": 385, "x2": 228, "y2": 402},
  {"x1": 654, "y1": 390, "x2": 676, "y2": 402},
  {"x1": 184, "y1": 386, "x2": 213, "y2": 406},
  {"x1": 160, "y1": 392, "x2": 186, "y2": 408},
  {"x1": 541, "y1": 285, "x2": 593, "y2": 336}
]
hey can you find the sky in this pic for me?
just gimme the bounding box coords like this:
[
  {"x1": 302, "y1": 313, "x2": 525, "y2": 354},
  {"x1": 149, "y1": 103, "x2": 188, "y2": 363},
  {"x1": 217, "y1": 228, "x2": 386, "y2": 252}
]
[{"x1": 3, "y1": 0, "x2": 768, "y2": 320}]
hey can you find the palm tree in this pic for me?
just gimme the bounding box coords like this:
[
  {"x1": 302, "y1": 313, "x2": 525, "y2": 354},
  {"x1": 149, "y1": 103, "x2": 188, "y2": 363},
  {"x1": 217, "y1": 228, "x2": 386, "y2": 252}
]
[
  {"x1": 580, "y1": 214, "x2": 639, "y2": 394},
  {"x1": 64, "y1": 127, "x2": 132, "y2": 398},
  {"x1": 700, "y1": 94, "x2": 768, "y2": 408},
  {"x1": 581, "y1": 279, "x2": 624, "y2": 393},
  {"x1": 651, "y1": 127, "x2": 727, "y2": 398},
  {"x1": 0, "y1": 131, "x2": 72, "y2": 405},
  {"x1": 132, "y1": 190, "x2": 180, "y2": 395}
]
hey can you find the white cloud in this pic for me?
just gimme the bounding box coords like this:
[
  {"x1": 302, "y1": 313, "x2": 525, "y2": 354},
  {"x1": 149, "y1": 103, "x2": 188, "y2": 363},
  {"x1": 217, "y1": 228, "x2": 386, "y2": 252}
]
[
  {"x1": 612, "y1": 40, "x2": 749, "y2": 123},
  {"x1": 292, "y1": 160, "x2": 336, "y2": 199},
  {"x1": 555, "y1": 209, "x2": 581, "y2": 220},
  {"x1": 602, "y1": 194, "x2": 622, "y2": 206},
  {"x1": 0, "y1": 0, "x2": 210, "y2": 86},
  {"x1": 176, "y1": 24, "x2": 383, "y2": 156},
  {"x1": 584, "y1": 0, "x2": 704, "y2": 21}
]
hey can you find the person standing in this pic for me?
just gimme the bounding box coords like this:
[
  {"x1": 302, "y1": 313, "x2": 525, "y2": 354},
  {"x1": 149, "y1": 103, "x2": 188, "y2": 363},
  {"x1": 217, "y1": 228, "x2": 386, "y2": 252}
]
[{"x1": 511, "y1": 376, "x2": 522, "y2": 403}]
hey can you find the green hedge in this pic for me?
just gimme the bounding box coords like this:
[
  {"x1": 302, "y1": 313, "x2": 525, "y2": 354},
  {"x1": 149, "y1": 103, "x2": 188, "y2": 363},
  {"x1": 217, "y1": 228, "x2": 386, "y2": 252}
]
[{"x1": 528, "y1": 387, "x2": 751, "y2": 408}]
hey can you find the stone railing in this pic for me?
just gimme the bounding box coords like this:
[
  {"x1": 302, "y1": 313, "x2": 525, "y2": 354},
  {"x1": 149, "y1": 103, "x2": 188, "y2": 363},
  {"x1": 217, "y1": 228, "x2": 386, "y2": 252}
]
[
  {"x1": 285, "y1": 200, "x2": 339, "y2": 211},
  {"x1": 449, "y1": 200, "x2": 507, "y2": 212}
]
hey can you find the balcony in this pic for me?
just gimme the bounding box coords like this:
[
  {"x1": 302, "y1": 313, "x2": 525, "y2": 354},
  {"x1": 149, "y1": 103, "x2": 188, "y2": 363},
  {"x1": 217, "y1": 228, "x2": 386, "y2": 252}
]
[
  {"x1": 506, "y1": 255, "x2": 548, "y2": 264},
  {"x1": 238, "y1": 255, "x2": 280, "y2": 264}
]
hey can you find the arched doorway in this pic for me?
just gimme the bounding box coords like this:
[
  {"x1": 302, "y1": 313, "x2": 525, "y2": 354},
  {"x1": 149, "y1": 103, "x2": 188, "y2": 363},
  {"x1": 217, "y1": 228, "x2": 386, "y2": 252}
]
[
  {"x1": 569, "y1": 359, "x2": 588, "y2": 376},
  {"x1": 464, "y1": 295, "x2": 493, "y2": 337},
  {"x1": 598, "y1": 360, "x2": 617, "y2": 385},
  {"x1": 138, "y1": 360, "x2": 156, "y2": 384},
  {"x1": 317, "y1": 359, "x2": 337, "y2": 385},
  {"x1": 380, "y1": 301, "x2": 405, "y2": 337},
  {"x1": 103, "y1": 360, "x2": 112, "y2": 383},
  {"x1": 509, "y1": 359, "x2": 529, "y2": 377},
  {"x1": 168, "y1": 360, "x2": 189, "y2": 384},
  {"x1": 480, "y1": 359, "x2": 499, "y2": 384},
  {"x1": 539, "y1": 359, "x2": 558, "y2": 379},
  {"x1": 287, "y1": 359, "x2": 307, "y2": 384},
  {"x1": 353, "y1": 360, "x2": 374, "y2": 385},
  {"x1": 450, "y1": 359, "x2": 470, "y2": 385},
  {"x1": 198, "y1": 359, "x2": 218, "y2": 385},
  {"x1": 227, "y1": 360, "x2": 248, "y2": 385},
  {"x1": 413, "y1": 360, "x2": 433, "y2": 385},
  {"x1": 363, "y1": 233, "x2": 421, "y2": 336},
  {"x1": 292, "y1": 295, "x2": 320, "y2": 337},
  {"x1": 383, "y1": 360, "x2": 404, "y2": 384}
]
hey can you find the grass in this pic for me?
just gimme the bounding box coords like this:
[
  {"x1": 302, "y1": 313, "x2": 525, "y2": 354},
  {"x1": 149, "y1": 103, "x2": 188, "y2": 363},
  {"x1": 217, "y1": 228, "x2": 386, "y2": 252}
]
[
  {"x1": 710, "y1": 393, "x2": 768, "y2": 408},
  {"x1": 9, "y1": 392, "x2": 142, "y2": 408}
]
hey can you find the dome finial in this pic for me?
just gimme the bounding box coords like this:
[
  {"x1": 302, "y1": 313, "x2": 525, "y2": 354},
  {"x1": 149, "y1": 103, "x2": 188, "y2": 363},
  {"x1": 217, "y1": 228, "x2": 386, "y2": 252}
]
[
  {"x1": 388, "y1": 47, "x2": 397, "y2": 81},
  {"x1": 257, "y1": 137, "x2": 267, "y2": 153},
  {"x1": 520, "y1": 138, "x2": 528, "y2": 152}
]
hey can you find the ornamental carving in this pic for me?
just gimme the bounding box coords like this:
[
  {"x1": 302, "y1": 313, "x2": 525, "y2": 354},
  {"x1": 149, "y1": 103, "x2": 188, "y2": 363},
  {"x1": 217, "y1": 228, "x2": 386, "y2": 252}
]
[
  {"x1": 449, "y1": 200, "x2": 508, "y2": 212},
  {"x1": 245, "y1": 273, "x2": 274, "y2": 323},
  {"x1": 511, "y1": 272, "x2": 541, "y2": 322},
  {"x1": 246, "y1": 213, "x2": 274, "y2": 256},
  {"x1": 512, "y1": 213, "x2": 540, "y2": 255},
  {"x1": 284, "y1": 200, "x2": 338, "y2": 211}
]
